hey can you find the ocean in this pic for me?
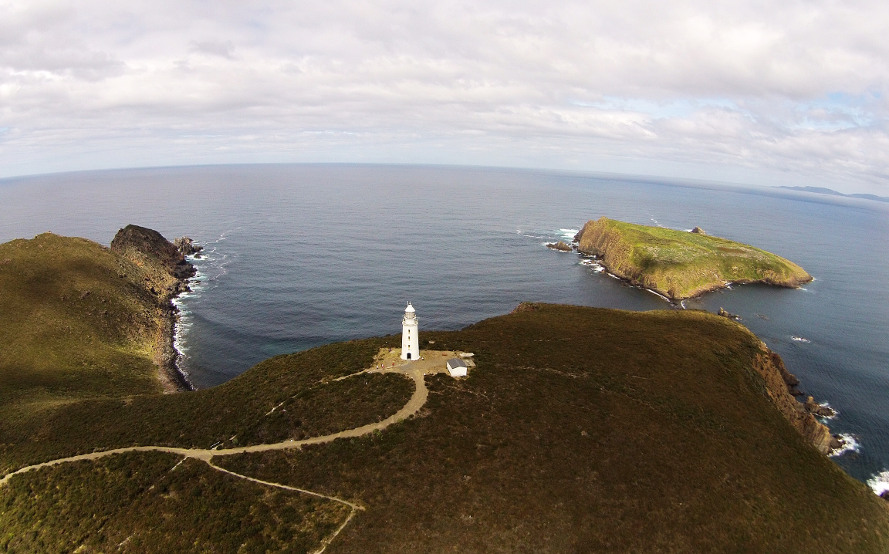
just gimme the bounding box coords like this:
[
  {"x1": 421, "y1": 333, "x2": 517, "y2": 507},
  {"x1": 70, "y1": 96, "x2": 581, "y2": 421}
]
[{"x1": 1, "y1": 163, "x2": 887, "y2": 490}]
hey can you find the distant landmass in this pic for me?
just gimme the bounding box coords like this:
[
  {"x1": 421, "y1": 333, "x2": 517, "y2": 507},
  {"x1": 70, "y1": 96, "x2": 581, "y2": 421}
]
[
  {"x1": 573, "y1": 217, "x2": 812, "y2": 301},
  {"x1": 778, "y1": 186, "x2": 889, "y2": 203},
  {"x1": 1, "y1": 229, "x2": 887, "y2": 551}
]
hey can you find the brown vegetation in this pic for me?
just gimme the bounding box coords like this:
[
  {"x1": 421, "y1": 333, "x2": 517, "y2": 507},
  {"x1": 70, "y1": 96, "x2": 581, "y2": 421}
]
[{"x1": 217, "y1": 304, "x2": 889, "y2": 552}]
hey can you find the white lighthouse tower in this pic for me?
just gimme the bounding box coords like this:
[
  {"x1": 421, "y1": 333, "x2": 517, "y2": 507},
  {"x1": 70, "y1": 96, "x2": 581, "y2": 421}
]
[{"x1": 401, "y1": 302, "x2": 420, "y2": 360}]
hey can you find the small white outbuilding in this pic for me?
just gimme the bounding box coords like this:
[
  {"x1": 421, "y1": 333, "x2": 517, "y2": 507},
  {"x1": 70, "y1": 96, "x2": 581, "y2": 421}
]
[{"x1": 446, "y1": 358, "x2": 468, "y2": 377}]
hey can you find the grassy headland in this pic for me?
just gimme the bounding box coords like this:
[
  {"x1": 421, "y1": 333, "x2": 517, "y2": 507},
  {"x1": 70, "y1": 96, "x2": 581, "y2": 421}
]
[
  {"x1": 220, "y1": 304, "x2": 889, "y2": 552},
  {"x1": 575, "y1": 217, "x2": 812, "y2": 300},
  {"x1": 0, "y1": 232, "x2": 174, "y2": 410},
  {"x1": 1, "y1": 232, "x2": 886, "y2": 552}
]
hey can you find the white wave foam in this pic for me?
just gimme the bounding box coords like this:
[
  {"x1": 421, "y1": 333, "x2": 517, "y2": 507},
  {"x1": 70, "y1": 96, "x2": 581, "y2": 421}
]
[
  {"x1": 791, "y1": 335, "x2": 811, "y2": 343},
  {"x1": 829, "y1": 433, "x2": 860, "y2": 457},
  {"x1": 558, "y1": 228, "x2": 579, "y2": 239},
  {"x1": 579, "y1": 259, "x2": 604, "y2": 272},
  {"x1": 645, "y1": 288, "x2": 671, "y2": 302},
  {"x1": 867, "y1": 470, "x2": 889, "y2": 496}
]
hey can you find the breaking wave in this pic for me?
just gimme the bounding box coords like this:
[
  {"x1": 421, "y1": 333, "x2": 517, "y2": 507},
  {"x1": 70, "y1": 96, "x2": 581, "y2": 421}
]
[
  {"x1": 829, "y1": 433, "x2": 860, "y2": 458},
  {"x1": 867, "y1": 470, "x2": 889, "y2": 496}
]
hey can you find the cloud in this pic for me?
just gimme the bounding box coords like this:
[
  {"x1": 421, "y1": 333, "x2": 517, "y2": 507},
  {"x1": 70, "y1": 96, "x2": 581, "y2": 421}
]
[{"x1": 1, "y1": 0, "x2": 888, "y2": 193}]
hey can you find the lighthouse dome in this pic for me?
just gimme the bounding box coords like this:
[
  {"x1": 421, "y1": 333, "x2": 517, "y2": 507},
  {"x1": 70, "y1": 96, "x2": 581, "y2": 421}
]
[{"x1": 405, "y1": 302, "x2": 415, "y2": 313}]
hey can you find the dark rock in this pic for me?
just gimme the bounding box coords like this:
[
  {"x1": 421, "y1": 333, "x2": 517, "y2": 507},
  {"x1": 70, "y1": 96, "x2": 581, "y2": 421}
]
[
  {"x1": 174, "y1": 236, "x2": 203, "y2": 256},
  {"x1": 717, "y1": 307, "x2": 740, "y2": 320},
  {"x1": 546, "y1": 241, "x2": 573, "y2": 252},
  {"x1": 773, "y1": 353, "x2": 800, "y2": 389},
  {"x1": 111, "y1": 225, "x2": 196, "y2": 280},
  {"x1": 830, "y1": 435, "x2": 844, "y2": 451},
  {"x1": 804, "y1": 396, "x2": 836, "y2": 418},
  {"x1": 691, "y1": 226, "x2": 707, "y2": 234}
]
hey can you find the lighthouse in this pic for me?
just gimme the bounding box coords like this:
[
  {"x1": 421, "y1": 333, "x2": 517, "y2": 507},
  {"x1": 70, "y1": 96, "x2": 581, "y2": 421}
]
[{"x1": 401, "y1": 302, "x2": 419, "y2": 360}]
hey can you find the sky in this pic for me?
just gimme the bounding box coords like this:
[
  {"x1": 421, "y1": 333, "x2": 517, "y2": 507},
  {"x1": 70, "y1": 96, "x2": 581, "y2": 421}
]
[{"x1": 2, "y1": 0, "x2": 888, "y2": 194}]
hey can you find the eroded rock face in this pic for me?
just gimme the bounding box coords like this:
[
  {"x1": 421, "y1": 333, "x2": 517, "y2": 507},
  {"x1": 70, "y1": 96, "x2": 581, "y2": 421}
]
[
  {"x1": 753, "y1": 350, "x2": 834, "y2": 455},
  {"x1": 173, "y1": 236, "x2": 203, "y2": 257},
  {"x1": 110, "y1": 225, "x2": 195, "y2": 391},
  {"x1": 111, "y1": 225, "x2": 196, "y2": 280},
  {"x1": 804, "y1": 396, "x2": 836, "y2": 418}
]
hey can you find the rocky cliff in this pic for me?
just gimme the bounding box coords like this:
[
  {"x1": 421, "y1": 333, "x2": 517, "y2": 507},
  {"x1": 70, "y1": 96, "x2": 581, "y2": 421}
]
[
  {"x1": 110, "y1": 225, "x2": 196, "y2": 391},
  {"x1": 752, "y1": 349, "x2": 838, "y2": 454},
  {"x1": 111, "y1": 225, "x2": 196, "y2": 284}
]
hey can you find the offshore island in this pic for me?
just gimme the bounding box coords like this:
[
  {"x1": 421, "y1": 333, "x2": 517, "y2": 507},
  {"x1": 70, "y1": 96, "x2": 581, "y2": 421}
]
[
  {"x1": 568, "y1": 217, "x2": 813, "y2": 301},
  {"x1": 1, "y1": 227, "x2": 888, "y2": 552}
]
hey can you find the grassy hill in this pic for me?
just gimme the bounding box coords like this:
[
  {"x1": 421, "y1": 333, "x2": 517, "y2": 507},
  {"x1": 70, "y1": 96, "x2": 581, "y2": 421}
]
[
  {"x1": 0, "y1": 233, "x2": 171, "y2": 410},
  {"x1": 1, "y1": 234, "x2": 887, "y2": 552},
  {"x1": 575, "y1": 217, "x2": 812, "y2": 300}
]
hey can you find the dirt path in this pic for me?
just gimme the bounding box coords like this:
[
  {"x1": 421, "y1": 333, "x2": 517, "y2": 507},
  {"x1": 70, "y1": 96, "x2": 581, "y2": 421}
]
[
  {"x1": 0, "y1": 366, "x2": 431, "y2": 552},
  {"x1": 207, "y1": 461, "x2": 364, "y2": 554},
  {"x1": 0, "y1": 369, "x2": 428, "y2": 486}
]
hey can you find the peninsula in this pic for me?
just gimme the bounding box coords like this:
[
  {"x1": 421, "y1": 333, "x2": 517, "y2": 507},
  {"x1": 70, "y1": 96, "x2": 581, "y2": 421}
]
[
  {"x1": 1, "y1": 230, "x2": 886, "y2": 552},
  {"x1": 574, "y1": 217, "x2": 812, "y2": 301}
]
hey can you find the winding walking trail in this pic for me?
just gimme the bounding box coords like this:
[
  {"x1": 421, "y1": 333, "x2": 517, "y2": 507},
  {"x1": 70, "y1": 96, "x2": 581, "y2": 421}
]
[{"x1": 0, "y1": 361, "x2": 436, "y2": 553}]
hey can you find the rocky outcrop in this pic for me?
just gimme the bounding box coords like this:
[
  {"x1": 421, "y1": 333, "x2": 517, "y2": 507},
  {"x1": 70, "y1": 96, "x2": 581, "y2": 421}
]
[
  {"x1": 753, "y1": 349, "x2": 834, "y2": 454},
  {"x1": 691, "y1": 226, "x2": 707, "y2": 235},
  {"x1": 717, "y1": 307, "x2": 740, "y2": 320},
  {"x1": 804, "y1": 396, "x2": 836, "y2": 418},
  {"x1": 512, "y1": 301, "x2": 543, "y2": 313},
  {"x1": 111, "y1": 225, "x2": 196, "y2": 281},
  {"x1": 174, "y1": 236, "x2": 203, "y2": 257},
  {"x1": 110, "y1": 225, "x2": 196, "y2": 391},
  {"x1": 546, "y1": 241, "x2": 573, "y2": 252}
]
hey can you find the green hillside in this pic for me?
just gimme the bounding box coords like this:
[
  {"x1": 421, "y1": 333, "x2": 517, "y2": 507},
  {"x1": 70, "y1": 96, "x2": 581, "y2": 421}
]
[
  {"x1": 0, "y1": 233, "x2": 170, "y2": 410},
  {"x1": 1, "y1": 234, "x2": 886, "y2": 552},
  {"x1": 575, "y1": 217, "x2": 812, "y2": 300}
]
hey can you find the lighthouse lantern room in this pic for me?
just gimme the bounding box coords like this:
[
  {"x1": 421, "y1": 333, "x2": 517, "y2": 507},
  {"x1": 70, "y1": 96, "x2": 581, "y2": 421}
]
[{"x1": 401, "y1": 302, "x2": 420, "y2": 360}]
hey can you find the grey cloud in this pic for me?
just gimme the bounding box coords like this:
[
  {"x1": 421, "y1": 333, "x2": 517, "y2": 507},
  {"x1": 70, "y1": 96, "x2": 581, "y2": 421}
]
[
  {"x1": 1, "y1": 0, "x2": 888, "y2": 193},
  {"x1": 190, "y1": 40, "x2": 236, "y2": 59}
]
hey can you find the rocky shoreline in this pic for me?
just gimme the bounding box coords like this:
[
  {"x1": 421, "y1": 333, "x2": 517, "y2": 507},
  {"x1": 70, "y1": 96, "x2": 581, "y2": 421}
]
[
  {"x1": 110, "y1": 225, "x2": 201, "y2": 392},
  {"x1": 754, "y1": 345, "x2": 843, "y2": 455},
  {"x1": 159, "y1": 302, "x2": 194, "y2": 391}
]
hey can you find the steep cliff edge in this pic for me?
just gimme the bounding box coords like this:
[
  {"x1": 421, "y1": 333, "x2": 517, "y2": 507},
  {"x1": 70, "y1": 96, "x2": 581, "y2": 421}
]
[
  {"x1": 753, "y1": 348, "x2": 837, "y2": 454},
  {"x1": 110, "y1": 224, "x2": 196, "y2": 287},
  {"x1": 110, "y1": 225, "x2": 195, "y2": 391},
  {"x1": 574, "y1": 217, "x2": 812, "y2": 301}
]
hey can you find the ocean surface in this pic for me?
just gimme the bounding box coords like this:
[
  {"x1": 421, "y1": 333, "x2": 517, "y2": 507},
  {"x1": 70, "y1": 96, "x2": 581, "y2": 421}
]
[{"x1": 1, "y1": 163, "x2": 887, "y2": 490}]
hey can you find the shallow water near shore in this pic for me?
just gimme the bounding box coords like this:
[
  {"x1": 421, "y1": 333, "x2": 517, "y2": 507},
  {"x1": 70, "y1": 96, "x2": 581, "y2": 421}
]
[{"x1": 1, "y1": 163, "x2": 887, "y2": 489}]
